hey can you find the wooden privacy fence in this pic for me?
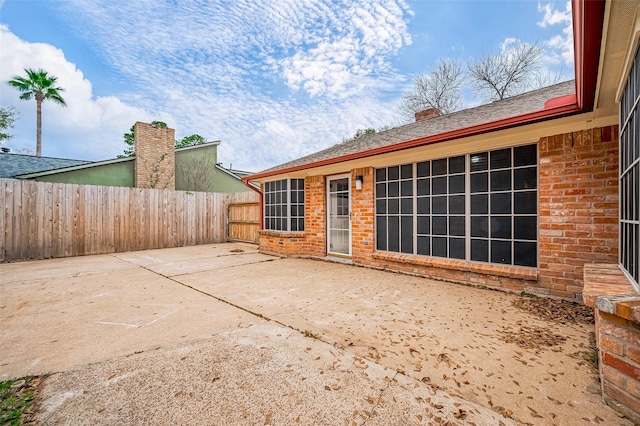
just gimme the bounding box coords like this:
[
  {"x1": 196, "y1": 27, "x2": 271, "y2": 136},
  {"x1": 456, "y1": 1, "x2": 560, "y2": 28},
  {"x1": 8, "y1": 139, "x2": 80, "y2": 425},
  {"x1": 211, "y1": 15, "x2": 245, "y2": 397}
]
[
  {"x1": 0, "y1": 179, "x2": 260, "y2": 262},
  {"x1": 227, "y1": 193, "x2": 260, "y2": 243}
]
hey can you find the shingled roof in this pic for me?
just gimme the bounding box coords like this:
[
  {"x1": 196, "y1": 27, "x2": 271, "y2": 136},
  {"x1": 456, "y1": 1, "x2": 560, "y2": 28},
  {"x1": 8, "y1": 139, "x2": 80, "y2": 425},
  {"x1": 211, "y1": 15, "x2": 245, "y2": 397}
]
[
  {"x1": 0, "y1": 152, "x2": 91, "y2": 178},
  {"x1": 259, "y1": 80, "x2": 576, "y2": 174}
]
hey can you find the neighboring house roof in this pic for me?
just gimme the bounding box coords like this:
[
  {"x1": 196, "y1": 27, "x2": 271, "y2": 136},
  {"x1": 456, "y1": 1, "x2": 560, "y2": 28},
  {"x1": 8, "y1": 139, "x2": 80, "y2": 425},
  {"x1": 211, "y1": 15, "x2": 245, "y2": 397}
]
[
  {"x1": 254, "y1": 80, "x2": 576, "y2": 177},
  {"x1": 0, "y1": 152, "x2": 92, "y2": 179},
  {"x1": 12, "y1": 141, "x2": 224, "y2": 179}
]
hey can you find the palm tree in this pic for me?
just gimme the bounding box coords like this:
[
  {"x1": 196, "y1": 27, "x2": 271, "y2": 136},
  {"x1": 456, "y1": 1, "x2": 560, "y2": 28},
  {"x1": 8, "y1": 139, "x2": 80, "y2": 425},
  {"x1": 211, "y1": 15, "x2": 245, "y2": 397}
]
[{"x1": 6, "y1": 68, "x2": 66, "y2": 156}]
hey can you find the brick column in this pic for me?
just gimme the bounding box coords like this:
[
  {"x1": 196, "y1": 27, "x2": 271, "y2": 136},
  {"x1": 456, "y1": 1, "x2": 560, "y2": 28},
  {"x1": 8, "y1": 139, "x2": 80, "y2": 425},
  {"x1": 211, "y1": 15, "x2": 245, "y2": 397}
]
[
  {"x1": 538, "y1": 125, "x2": 619, "y2": 299},
  {"x1": 304, "y1": 175, "x2": 326, "y2": 256},
  {"x1": 351, "y1": 167, "x2": 375, "y2": 264},
  {"x1": 134, "y1": 122, "x2": 176, "y2": 189}
]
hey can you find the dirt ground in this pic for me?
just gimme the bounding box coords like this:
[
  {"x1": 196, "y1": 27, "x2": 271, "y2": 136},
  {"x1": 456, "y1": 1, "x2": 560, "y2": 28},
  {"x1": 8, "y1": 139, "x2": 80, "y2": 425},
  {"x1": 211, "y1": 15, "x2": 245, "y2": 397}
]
[{"x1": 1, "y1": 243, "x2": 634, "y2": 425}]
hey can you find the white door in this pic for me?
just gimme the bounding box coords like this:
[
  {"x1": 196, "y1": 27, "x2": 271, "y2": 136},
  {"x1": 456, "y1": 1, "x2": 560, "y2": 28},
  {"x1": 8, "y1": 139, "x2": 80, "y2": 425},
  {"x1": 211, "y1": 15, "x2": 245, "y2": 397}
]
[{"x1": 327, "y1": 175, "x2": 351, "y2": 256}]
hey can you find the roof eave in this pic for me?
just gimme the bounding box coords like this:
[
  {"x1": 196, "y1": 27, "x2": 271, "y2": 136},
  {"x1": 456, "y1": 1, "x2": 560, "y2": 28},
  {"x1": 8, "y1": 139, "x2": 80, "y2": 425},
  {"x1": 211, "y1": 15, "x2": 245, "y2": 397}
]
[{"x1": 244, "y1": 100, "x2": 580, "y2": 182}]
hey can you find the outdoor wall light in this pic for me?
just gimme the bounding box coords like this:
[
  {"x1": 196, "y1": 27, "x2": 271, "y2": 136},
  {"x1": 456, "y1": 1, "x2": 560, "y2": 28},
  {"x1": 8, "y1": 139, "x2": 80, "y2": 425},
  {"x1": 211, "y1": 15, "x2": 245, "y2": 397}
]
[{"x1": 355, "y1": 175, "x2": 364, "y2": 190}]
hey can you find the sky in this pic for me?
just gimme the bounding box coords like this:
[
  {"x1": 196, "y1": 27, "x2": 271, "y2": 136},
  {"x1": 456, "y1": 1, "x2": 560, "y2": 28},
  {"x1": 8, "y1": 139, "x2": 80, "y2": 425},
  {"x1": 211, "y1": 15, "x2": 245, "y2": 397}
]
[{"x1": 0, "y1": 0, "x2": 573, "y2": 172}]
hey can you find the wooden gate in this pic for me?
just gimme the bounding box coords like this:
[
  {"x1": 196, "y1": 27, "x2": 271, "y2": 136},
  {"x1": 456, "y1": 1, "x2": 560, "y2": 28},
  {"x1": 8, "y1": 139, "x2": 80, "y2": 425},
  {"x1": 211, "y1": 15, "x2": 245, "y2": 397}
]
[{"x1": 227, "y1": 192, "x2": 260, "y2": 243}]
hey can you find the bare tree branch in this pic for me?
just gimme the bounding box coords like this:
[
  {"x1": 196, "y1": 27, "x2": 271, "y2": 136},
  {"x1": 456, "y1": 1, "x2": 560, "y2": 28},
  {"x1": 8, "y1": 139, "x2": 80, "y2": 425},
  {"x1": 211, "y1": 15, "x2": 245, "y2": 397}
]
[
  {"x1": 467, "y1": 40, "x2": 544, "y2": 102},
  {"x1": 398, "y1": 58, "x2": 465, "y2": 122}
]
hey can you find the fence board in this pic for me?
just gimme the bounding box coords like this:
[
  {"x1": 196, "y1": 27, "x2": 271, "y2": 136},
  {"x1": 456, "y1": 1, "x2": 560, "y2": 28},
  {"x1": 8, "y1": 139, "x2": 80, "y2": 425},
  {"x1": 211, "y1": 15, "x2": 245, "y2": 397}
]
[
  {"x1": 0, "y1": 179, "x2": 254, "y2": 262},
  {"x1": 227, "y1": 191, "x2": 260, "y2": 243}
]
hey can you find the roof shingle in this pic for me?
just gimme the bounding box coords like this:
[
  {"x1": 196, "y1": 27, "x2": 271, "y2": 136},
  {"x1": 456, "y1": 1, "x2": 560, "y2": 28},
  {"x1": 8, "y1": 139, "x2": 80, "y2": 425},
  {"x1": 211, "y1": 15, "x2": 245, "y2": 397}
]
[
  {"x1": 259, "y1": 80, "x2": 575, "y2": 174},
  {"x1": 0, "y1": 153, "x2": 91, "y2": 178}
]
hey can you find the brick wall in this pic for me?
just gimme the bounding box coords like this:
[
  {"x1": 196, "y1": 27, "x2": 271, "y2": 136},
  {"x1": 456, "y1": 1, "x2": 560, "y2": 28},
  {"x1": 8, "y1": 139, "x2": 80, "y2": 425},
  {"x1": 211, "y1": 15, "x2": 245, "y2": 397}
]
[
  {"x1": 538, "y1": 126, "x2": 619, "y2": 300},
  {"x1": 134, "y1": 122, "x2": 176, "y2": 189},
  {"x1": 259, "y1": 125, "x2": 620, "y2": 301},
  {"x1": 259, "y1": 176, "x2": 325, "y2": 257},
  {"x1": 584, "y1": 264, "x2": 640, "y2": 423},
  {"x1": 351, "y1": 167, "x2": 375, "y2": 263}
]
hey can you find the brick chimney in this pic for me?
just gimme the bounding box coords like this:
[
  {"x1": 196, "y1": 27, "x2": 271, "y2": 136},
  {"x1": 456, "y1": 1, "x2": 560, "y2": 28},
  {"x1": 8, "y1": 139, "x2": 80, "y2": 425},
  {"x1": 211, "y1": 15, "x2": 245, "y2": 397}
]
[
  {"x1": 134, "y1": 121, "x2": 176, "y2": 189},
  {"x1": 415, "y1": 108, "x2": 440, "y2": 122}
]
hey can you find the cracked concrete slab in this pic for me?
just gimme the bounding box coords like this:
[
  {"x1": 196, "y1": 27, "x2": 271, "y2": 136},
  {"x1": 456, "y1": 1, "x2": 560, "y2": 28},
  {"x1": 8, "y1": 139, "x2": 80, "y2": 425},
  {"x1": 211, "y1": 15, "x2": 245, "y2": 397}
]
[
  {"x1": 1, "y1": 243, "x2": 632, "y2": 425},
  {"x1": 38, "y1": 322, "x2": 514, "y2": 425}
]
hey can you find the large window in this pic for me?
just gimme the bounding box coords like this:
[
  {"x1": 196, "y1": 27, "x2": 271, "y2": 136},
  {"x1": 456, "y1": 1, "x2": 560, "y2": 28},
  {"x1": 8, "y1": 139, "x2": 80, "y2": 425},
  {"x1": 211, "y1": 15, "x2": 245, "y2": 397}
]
[
  {"x1": 620, "y1": 45, "x2": 640, "y2": 287},
  {"x1": 375, "y1": 144, "x2": 538, "y2": 267},
  {"x1": 264, "y1": 179, "x2": 305, "y2": 232}
]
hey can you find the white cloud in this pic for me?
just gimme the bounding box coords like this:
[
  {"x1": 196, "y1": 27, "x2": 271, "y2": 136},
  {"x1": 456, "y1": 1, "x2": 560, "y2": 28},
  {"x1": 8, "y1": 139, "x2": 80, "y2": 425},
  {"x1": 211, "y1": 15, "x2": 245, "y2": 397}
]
[
  {"x1": 0, "y1": 25, "x2": 154, "y2": 160},
  {"x1": 538, "y1": 1, "x2": 573, "y2": 66},
  {"x1": 22, "y1": 0, "x2": 412, "y2": 170}
]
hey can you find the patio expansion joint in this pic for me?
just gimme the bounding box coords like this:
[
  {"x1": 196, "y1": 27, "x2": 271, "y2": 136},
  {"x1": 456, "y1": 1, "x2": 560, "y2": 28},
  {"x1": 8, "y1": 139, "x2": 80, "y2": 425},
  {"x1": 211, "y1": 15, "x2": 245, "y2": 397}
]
[{"x1": 167, "y1": 258, "x2": 277, "y2": 278}]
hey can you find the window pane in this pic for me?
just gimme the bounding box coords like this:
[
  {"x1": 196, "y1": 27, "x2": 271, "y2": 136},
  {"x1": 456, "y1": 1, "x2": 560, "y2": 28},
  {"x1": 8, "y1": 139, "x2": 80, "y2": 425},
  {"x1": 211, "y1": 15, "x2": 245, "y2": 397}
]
[
  {"x1": 471, "y1": 239, "x2": 489, "y2": 262},
  {"x1": 491, "y1": 217, "x2": 512, "y2": 239},
  {"x1": 376, "y1": 216, "x2": 387, "y2": 250},
  {"x1": 417, "y1": 236, "x2": 430, "y2": 255},
  {"x1": 401, "y1": 198, "x2": 413, "y2": 214},
  {"x1": 417, "y1": 178, "x2": 430, "y2": 195},
  {"x1": 491, "y1": 240, "x2": 512, "y2": 264},
  {"x1": 491, "y1": 148, "x2": 512, "y2": 169},
  {"x1": 388, "y1": 199, "x2": 399, "y2": 214},
  {"x1": 514, "y1": 144, "x2": 537, "y2": 167},
  {"x1": 491, "y1": 170, "x2": 511, "y2": 191},
  {"x1": 449, "y1": 175, "x2": 465, "y2": 193},
  {"x1": 449, "y1": 238, "x2": 465, "y2": 259},
  {"x1": 376, "y1": 199, "x2": 386, "y2": 214},
  {"x1": 417, "y1": 216, "x2": 430, "y2": 234},
  {"x1": 417, "y1": 161, "x2": 430, "y2": 177},
  {"x1": 514, "y1": 191, "x2": 537, "y2": 214},
  {"x1": 401, "y1": 164, "x2": 413, "y2": 179},
  {"x1": 388, "y1": 181, "x2": 399, "y2": 197},
  {"x1": 514, "y1": 216, "x2": 537, "y2": 240},
  {"x1": 432, "y1": 237, "x2": 447, "y2": 257},
  {"x1": 470, "y1": 152, "x2": 488, "y2": 171},
  {"x1": 388, "y1": 166, "x2": 399, "y2": 180},
  {"x1": 417, "y1": 197, "x2": 430, "y2": 214},
  {"x1": 471, "y1": 194, "x2": 488, "y2": 214},
  {"x1": 375, "y1": 168, "x2": 386, "y2": 182},
  {"x1": 401, "y1": 180, "x2": 413, "y2": 196},
  {"x1": 514, "y1": 241, "x2": 537, "y2": 267},
  {"x1": 514, "y1": 167, "x2": 537, "y2": 190},
  {"x1": 471, "y1": 216, "x2": 489, "y2": 237},
  {"x1": 449, "y1": 156, "x2": 465, "y2": 174},
  {"x1": 388, "y1": 216, "x2": 400, "y2": 252},
  {"x1": 401, "y1": 216, "x2": 413, "y2": 253},
  {"x1": 449, "y1": 195, "x2": 465, "y2": 214},
  {"x1": 449, "y1": 216, "x2": 465, "y2": 236},
  {"x1": 376, "y1": 183, "x2": 386, "y2": 197},
  {"x1": 432, "y1": 216, "x2": 447, "y2": 235},
  {"x1": 432, "y1": 196, "x2": 447, "y2": 214},
  {"x1": 470, "y1": 172, "x2": 488, "y2": 193},
  {"x1": 491, "y1": 193, "x2": 512, "y2": 214},
  {"x1": 432, "y1": 159, "x2": 447, "y2": 175},
  {"x1": 432, "y1": 177, "x2": 447, "y2": 194}
]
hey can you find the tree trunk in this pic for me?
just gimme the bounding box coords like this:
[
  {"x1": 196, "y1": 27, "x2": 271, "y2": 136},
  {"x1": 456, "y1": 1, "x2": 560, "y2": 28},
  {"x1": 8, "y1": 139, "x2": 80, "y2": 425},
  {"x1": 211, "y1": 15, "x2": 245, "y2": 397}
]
[{"x1": 35, "y1": 93, "x2": 43, "y2": 157}]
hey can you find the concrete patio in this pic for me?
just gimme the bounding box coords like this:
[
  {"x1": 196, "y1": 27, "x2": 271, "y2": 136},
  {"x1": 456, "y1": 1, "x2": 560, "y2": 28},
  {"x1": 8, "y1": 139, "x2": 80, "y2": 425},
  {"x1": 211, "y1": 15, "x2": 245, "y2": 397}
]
[{"x1": 0, "y1": 243, "x2": 632, "y2": 425}]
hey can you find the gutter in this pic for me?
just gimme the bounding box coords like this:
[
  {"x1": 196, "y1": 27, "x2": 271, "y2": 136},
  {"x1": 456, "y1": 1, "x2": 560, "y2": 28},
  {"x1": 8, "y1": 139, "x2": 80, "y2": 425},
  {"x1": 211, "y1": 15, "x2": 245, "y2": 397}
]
[{"x1": 243, "y1": 97, "x2": 581, "y2": 181}]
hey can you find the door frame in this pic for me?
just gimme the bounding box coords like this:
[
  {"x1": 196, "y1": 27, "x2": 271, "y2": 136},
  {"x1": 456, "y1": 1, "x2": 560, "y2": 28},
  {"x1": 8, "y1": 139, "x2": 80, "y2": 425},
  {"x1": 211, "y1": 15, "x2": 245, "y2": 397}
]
[{"x1": 326, "y1": 174, "x2": 352, "y2": 257}]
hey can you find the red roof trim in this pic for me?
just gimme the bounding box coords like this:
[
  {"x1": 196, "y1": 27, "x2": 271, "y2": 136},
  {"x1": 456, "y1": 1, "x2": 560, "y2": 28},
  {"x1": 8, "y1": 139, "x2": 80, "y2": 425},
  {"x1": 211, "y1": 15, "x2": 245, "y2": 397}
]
[
  {"x1": 245, "y1": 102, "x2": 580, "y2": 181},
  {"x1": 244, "y1": 0, "x2": 606, "y2": 183},
  {"x1": 572, "y1": 0, "x2": 606, "y2": 110},
  {"x1": 544, "y1": 94, "x2": 577, "y2": 109}
]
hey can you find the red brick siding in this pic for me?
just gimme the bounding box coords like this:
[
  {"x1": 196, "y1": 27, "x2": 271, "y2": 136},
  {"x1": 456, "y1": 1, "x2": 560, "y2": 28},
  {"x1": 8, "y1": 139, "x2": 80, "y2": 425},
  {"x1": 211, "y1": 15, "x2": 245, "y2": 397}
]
[
  {"x1": 597, "y1": 310, "x2": 640, "y2": 421},
  {"x1": 259, "y1": 176, "x2": 326, "y2": 257},
  {"x1": 538, "y1": 126, "x2": 619, "y2": 299},
  {"x1": 260, "y1": 125, "x2": 620, "y2": 301},
  {"x1": 351, "y1": 167, "x2": 375, "y2": 263}
]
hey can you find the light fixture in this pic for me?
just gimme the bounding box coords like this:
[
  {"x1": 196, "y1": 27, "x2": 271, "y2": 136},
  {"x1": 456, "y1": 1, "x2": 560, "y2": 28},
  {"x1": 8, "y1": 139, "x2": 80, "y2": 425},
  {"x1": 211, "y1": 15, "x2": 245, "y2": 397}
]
[{"x1": 355, "y1": 175, "x2": 363, "y2": 190}]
